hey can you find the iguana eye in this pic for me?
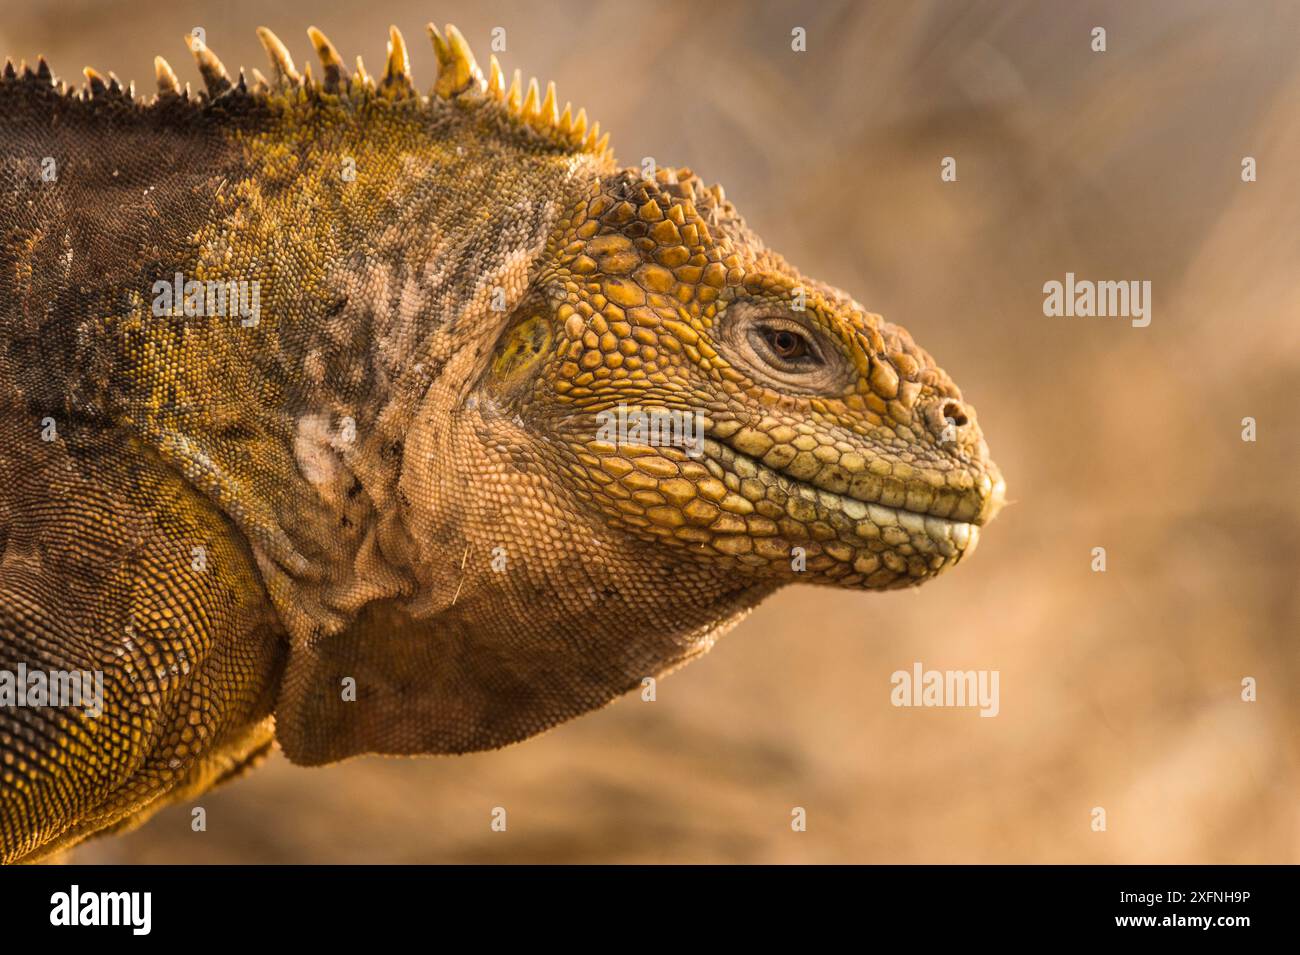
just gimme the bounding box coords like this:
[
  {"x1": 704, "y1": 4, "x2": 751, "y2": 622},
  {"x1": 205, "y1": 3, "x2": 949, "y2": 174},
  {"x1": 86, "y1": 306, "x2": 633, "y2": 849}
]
[
  {"x1": 748, "y1": 318, "x2": 824, "y2": 373},
  {"x1": 761, "y1": 327, "x2": 811, "y2": 362},
  {"x1": 718, "y1": 303, "x2": 854, "y2": 394}
]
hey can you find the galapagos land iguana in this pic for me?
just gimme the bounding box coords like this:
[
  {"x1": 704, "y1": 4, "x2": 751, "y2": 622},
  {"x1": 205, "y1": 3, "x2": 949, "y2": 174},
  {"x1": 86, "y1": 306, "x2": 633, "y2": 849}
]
[{"x1": 0, "y1": 22, "x2": 1005, "y2": 862}]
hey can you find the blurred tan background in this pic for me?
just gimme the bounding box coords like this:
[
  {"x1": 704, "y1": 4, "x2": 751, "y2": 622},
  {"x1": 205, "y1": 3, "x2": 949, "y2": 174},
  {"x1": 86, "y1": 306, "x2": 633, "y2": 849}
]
[{"x1": 4, "y1": 0, "x2": 1296, "y2": 863}]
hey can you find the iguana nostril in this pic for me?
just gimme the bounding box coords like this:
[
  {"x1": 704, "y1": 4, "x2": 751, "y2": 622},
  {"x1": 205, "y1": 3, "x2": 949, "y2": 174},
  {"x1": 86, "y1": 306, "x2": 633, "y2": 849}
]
[{"x1": 942, "y1": 401, "x2": 968, "y2": 427}]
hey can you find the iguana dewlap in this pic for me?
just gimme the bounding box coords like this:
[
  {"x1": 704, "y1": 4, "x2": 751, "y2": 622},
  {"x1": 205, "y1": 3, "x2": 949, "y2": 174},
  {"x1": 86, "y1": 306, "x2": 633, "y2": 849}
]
[{"x1": 0, "y1": 23, "x2": 1005, "y2": 862}]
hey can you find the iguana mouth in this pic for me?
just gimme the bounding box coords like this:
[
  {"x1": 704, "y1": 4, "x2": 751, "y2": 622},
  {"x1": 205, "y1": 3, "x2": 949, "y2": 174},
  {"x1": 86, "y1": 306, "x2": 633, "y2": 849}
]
[{"x1": 700, "y1": 436, "x2": 990, "y2": 562}]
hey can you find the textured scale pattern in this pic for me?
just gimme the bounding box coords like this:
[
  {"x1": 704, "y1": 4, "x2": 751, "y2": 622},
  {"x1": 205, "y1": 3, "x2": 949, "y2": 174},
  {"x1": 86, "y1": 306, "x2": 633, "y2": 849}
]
[{"x1": 0, "y1": 23, "x2": 1003, "y2": 862}]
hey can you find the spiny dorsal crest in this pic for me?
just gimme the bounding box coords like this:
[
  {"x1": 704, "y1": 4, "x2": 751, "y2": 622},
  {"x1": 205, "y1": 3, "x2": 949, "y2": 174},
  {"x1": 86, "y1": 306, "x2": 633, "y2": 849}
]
[{"x1": 1, "y1": 23, "x2": 612, "y2": 160}]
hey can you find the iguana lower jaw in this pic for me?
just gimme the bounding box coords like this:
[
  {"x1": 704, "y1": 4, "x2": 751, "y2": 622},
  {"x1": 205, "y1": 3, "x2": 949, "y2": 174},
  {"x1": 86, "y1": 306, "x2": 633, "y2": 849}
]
[
  {"x1": 531, "y1": 422, "x2": 1002, "y2": 592},
  {"x1": 695, "y1": 434, "x2": 1003, "y2": 587}
]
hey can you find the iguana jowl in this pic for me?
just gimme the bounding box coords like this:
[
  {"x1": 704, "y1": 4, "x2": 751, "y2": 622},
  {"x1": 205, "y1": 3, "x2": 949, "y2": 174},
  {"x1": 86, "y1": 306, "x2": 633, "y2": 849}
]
[{"x1": 0, "y1": 22, "x2": 1005, "y2": 862}]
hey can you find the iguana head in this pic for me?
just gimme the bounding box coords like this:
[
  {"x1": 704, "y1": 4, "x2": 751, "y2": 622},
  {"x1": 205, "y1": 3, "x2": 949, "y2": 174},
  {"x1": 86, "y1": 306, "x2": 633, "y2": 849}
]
[{"x1": 484, "y1": 167, "x2": 1005, "y2": 591}]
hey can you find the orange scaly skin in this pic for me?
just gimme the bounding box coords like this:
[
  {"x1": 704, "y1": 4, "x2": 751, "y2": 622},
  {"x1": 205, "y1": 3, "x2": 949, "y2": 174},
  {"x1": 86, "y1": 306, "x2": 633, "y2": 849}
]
[{"x1": 0, "y1": 23, "x2": 1003, "y2": 862}]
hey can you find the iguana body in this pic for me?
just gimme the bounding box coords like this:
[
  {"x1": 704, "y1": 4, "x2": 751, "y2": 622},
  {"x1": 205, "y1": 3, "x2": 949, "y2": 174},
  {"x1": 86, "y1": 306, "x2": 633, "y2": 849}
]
[{"x1": 0, "y1": 23, "x2": 1004, "y2": 862}]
